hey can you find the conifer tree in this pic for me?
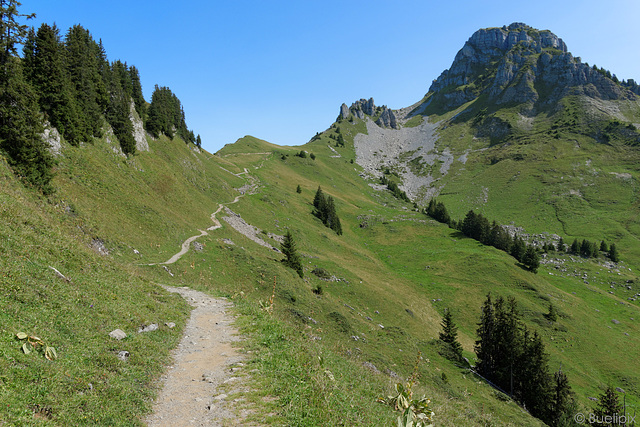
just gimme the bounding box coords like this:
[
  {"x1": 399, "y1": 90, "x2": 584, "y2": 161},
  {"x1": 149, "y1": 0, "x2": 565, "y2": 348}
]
[
  {"x1": 475, "y1": 293, "x2": 495, "y2": 378},
  {"x1": 65, "y1": 24, "x2": 107, "y2": 138},
  {"x1": 313, "y1": 185, "x2": 323, "y2": 209},
  {"x1": 570, "y1": 238, "x2": 580, "y2": 254},
  {"x1": 609, "y1": 243, "x2": 620, "y2": 263},
  {"x1": 439, "y1": 308, "x2": 463, "y2": 362},
  {"x1": 105, "y1": 60, "x2": 135, "y2": 155},
  {"x1": 522, "y1": 245, "x2": 540, "y2": 273},
  {"x1": 592, "y1": 386, "x2": 623, "y2": 426},
  {"x1": 600, "y1": 240, "x2": 608, "y2": 253},
  {"x1": 281, "y1": 230, "x2": 303, "y2": 278},
  {"x1": 0, "y1": 1, "x2": 54, "y2": 193},
  {"x1": 0, "y1": 56, "x2": 54, "y2": 193},
  {"x1": 510, "y1": 236, "x2": 526, "y2": 262},
  {"x1": 23, "y1": 23, "x2": 83, "y2": 145},
  {"x1": 518, "y1": 330, "x2": 552, "y2": 420},
  {"x1": 296, "y1": 184, "x2": 301, "y2": 194},
  {"x1": 548, "y1": 369, "x2": 575, "y2": 427},
  {"x1": 558, "y1": 236, "x2": 565, "y2": 252}
]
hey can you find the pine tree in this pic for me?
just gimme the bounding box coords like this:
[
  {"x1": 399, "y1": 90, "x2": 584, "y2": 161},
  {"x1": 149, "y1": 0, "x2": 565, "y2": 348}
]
[
  {"x1": 570, "y1": 238, "x2": 580, "y2": 254},
  {"x1": 475, "y1": 293, "x2": 495, "y2": 379},
  {"x1": 592, "y1": 386, "x2": 623, "y2": 427},
  {"x1": 105, "y1": 60, "x2": 135, "y2": 155},
  {"x1": 281, "y1": 230, "x2": 303, "y2": 278},
  {"x1": 518, "y1": 330, "x2": 552, "y2": 421},
  {"x1": 609, "y1": 243, "x2": 620, "y2": 263},
  {"x1": 312, "y1": 186, "x2": 323, "y2": 209},
  {"x1": 0, "y1": 57, "x2": 54, "y2": 193},
  {"x1": 600, "y1": 240, "x2": 608, "y2": 253},
  {"x1": 0, "y1": 2, "x2": 54, "y2": 193},
  {"x1": 510, "y1": 236, "x2": 526, "y2": 262},
  {"x1": 439, "y1": 308, "x2": 463, "y2": 362},
  {"x1": 548, "y1": 369, "x2": 575, "y2": 427},
  {"x1": 65, "y1": 25, "x2": 107, "y2": 138},
  {"x1": 296, "y1": 184, "x2": 301, "y2": 194},
  {"x1": 23, "y1": 23, "x2": 83, "y2": 145},
  {"x1": 522, "y1": 245, "x2": 540, "y2": 273},
  {"x1": 196, "y1": 134, "x2": 201, "y2": 148},
  {"x1": 0, "y1": 0, "x2": 34, "y2": 68},
  {"x1": 558, "y1": 236, "x2": 565, "y2": 252}
]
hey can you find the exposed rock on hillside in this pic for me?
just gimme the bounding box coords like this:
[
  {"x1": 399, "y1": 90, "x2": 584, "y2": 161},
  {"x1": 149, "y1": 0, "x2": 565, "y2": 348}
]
[
  {"x1": 429, "y1": 22, "x2": 636, "y2": 109},
  {"x1": 340, "y1": 98, "x2": 399, "y2": 129},
  {"x1": 130, "y1": 99, "x2": 149, "y2": 152}
]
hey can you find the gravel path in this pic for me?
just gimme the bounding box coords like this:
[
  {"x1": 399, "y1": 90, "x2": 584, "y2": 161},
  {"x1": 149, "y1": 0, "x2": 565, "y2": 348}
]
[{"x1": 145, "y1": 285, "x2": 254, "y2": 426}]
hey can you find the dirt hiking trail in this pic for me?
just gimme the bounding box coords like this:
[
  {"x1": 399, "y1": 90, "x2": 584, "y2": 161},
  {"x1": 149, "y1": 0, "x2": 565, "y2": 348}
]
[{"x1": 145, "y1": 285, "x2": 256, "y2": 426}]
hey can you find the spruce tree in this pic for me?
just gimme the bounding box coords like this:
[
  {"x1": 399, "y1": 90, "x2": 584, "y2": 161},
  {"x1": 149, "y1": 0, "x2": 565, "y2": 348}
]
[
  {"x1": 281, "y1": 230, "x2": 303, "y2": 278},
  {"x1": 296, "y1": 184, "x2": 301, "y2": 194},
  {"x1": 522, "y1": 245, "x2": 540, "y2": 273},
  {"x1": 510, "y1": 236, "x2": 526, "y2": 262},
  {"x1": 105, "y1": 61, "x2": 135, "y2": 155},
  {"x1": 23, "y1": 23, "x2": 83, "y2": 145},
  {"x1": 593, "y1": 386, "x2": 623, "y2": 426},
  {"x1": 609, "y1": 243, "x2": 620, "y2": 263},
  {"x1": 518, "y1": 330, "x2": 552, "y2": 421},
  {"x1": 475, "y1": 293, "x2": 495, "y2": 379},
  {"x1": 600, "y1": 240, "x2": 608, "y2": 253},
  {"x1": 65, "y1": 25, "x2": 107, "y2": 138},
  {"x1": 0, "y1": 57, "x2": 54, "y2": 193},
  {"x1": 439, "y1": 308, "x2": 463, "y2": 362},
  {"x1": 549, "y1": 369, "x2": 575, "y2": 427}
]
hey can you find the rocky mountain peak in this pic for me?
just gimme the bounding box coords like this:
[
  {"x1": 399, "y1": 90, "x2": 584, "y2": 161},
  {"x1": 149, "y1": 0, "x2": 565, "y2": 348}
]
[{"x1": 428, "y1": 23, "x2": 636, "y2": 110}]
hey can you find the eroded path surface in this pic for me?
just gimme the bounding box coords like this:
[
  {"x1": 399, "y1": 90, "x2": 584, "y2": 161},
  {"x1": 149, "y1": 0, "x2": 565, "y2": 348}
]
[{"x1": 145, "y1": 285, "x2": 253, "y2": 426}]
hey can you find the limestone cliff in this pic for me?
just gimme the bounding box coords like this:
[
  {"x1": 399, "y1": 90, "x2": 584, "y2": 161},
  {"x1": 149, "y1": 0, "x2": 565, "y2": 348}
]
[{"x1": 429, "y1": 23, "x2": 637, "y2": 109}]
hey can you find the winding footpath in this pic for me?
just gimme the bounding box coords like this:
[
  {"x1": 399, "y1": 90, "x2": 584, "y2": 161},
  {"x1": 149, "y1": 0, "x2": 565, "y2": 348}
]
[{"x1": 145, "y1": 158, "x2": 266, "y2": 426}]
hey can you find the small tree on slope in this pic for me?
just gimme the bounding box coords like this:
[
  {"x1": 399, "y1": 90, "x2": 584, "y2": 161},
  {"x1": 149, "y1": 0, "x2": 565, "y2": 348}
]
[{"x1": 281, "y1": 230, "x2": 303, "y2": 278}]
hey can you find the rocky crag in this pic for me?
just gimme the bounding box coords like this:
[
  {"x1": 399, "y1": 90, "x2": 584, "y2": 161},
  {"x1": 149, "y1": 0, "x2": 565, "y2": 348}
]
[
  {"x1": 343, "y1": 23, "x2": 640, "y2": 206},
  {"x1": 429, "y1": 22, "x2": 637, "y2": 109}
]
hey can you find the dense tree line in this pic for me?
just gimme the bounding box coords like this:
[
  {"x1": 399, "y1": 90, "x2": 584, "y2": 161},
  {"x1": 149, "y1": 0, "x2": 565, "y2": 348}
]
[
  {"x1": 146, "y1": 84, "x2": 195, "y2": 144},
  {"x1": 475, "y1": 294, "x2": 576, "y2": 425},
  {"x1": 0, "y1": 2, "x2": 197, "y2": 192},
  {"x1": 312, "y1": 186, "x2": 343, "y2": 235},
  {"x1": 425, "y1": 199, "x2": 620, "y2": 271}
]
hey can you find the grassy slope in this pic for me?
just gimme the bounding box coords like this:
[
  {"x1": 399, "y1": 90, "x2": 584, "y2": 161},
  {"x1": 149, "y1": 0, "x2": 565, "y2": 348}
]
[{"x1": 2, "y1": 101, "x2": 639, "y2": 425}]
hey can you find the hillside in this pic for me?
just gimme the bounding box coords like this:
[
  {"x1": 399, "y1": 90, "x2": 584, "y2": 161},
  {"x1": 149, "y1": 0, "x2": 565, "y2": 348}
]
[{"x1": 1, "y1": 18, "x2": 639, "y2": 427}]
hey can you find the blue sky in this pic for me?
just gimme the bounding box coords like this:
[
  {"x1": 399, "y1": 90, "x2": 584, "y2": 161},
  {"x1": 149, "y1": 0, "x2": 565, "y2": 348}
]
[{"x1": 26, "y1": 0, "x2": 640, "y2": 153}]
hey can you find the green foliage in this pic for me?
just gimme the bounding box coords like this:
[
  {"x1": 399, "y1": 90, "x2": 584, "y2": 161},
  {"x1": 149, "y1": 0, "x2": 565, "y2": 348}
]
[
  {"x1": 23, "y1": 24, "x2": 85, "y2": 145},
  {"x1": 281, "y1": 230, "x2": 303, "y2": 278},
  {"x1": 105, "y1": 60, "x2": 136, "y2": 155},
  {"x1": 296, "y1": 184, "x2": 301, "y2": 193},
  {"x1": 474, "y1": 293, "x2": 571, "y2": 424},
  {"x1": 0, "y1": 57, "x2": 54, "y2": 193},
  {"x1": 438, "y1": 308, "x2": 463, "y2": 362},
  {"x1": 380, "y1": 174, "x2": 411, "y2": 202},
  {"x1": 609, "y1": 242, "x2": 620, "y2": 262},
  {"x1": 16, "y1": 332, "x2": 57, "y2": 360},
  {"x1": 146, "y1": 84, "x2": 191, "y2": 142},
  {"x1": 592, "y1": 386, "x2": 624, "y2": 426},
  {"x1": 64, "y1": 25, "x2": 108, "y2": 138},
  {"x1": 0, "y1": 0, "x2": 35, "y2": 66},
  {"x1": 312, "y1": 185, "x2": 343, "y2": 235},
  {"x1": 379, "y1": 354, "x2": 434, "y2": 427}
]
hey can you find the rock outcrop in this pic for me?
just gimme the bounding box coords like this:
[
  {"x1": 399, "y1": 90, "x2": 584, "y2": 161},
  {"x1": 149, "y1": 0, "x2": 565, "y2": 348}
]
[
  {"x1": 130, "y1": 99, "x2": 149, "y2": 152},
  {"x1": 42, "y1": 122, "x2": 62, "y2": 156},
  {"x1": 429, "y1": 22, "x2": 635, "y2": 109},
  {"x1": 339, "y1": 98, "x2": 399, "y2": 129},
  {"x1": 375, "y1": 107, "x2": 398, "y2": 129}
]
